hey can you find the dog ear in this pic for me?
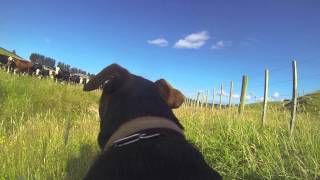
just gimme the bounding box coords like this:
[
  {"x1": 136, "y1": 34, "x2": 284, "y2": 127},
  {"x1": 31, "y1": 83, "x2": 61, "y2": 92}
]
[
  {"x1": 155, "y1": 79, "x2": 185, "y2": 109},
  {"x1": 83, "y1": 64, "x2": 130, "y2": 92}
]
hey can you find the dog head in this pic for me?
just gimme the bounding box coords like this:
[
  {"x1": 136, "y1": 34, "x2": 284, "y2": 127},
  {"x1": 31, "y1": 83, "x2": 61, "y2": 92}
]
[{"x1": 83, "y1": 64, "x2": 185, "y2": 149}]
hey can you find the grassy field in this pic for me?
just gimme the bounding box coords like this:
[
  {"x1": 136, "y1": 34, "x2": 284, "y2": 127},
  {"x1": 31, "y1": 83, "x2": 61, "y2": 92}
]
[
  {"x1": 0, "y1": 70, "x2": 319, "y2": 179},
  {"x1": 0, "y1": 47, "x2": 23, "y2": 59}
]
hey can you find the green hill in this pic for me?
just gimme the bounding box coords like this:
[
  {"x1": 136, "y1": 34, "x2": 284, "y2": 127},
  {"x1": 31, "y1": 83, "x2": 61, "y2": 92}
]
[
  {"x1": 0, "y1": 47, "x2": 23, "y2": 59},
  {"x1": 247, "y1": 91, "x2": 320, "y2": 118},
  {"x1": 285, "y1": 91, "x2": 320, "y2": 116}
]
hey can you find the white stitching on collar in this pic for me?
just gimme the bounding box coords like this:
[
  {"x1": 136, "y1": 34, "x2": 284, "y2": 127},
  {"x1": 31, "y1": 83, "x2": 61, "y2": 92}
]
[{"x1": 113, "y1": 133, "x2": 161, "y2": 148}]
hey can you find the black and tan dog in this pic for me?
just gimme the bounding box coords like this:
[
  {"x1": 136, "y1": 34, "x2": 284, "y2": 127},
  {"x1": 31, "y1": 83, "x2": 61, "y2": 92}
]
[{"x1": 83, "y1": 64, "x2": 222, "y2": 180}]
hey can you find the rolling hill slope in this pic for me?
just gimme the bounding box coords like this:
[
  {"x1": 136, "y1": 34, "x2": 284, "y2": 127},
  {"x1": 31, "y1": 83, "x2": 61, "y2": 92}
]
[
  {"x1": 291, "y1": 91, "x2": 320, "y2": 116},
  {"x1": 247, "y1": 91, "x2": 320, "y2": 118},
  {"x1": 0, "y1": 47, "x2": 23, "y2": 59}
]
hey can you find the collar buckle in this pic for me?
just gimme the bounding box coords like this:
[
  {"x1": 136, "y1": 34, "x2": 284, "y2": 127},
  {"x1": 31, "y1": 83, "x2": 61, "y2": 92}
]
[{"x1": 113, "y1": 133, "x2": 161, "y2": 148}]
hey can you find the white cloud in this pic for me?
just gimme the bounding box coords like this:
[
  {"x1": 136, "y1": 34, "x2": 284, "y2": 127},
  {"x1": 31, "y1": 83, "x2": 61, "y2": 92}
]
[
  {"x1": 273, "y1": 92, "x2": 280, "y2": 98},
  {"x1": 240, "y1": 37, "x2": 259, "y2": 46},
  {"x1": 44, "y1": 37, "x2": 51, "y2": 43},
  {"x1": 216, "y1": 90, "x2": 228, "y2": 96},
  {"x1": 232, "y1": 94, "x2": 240, "y2": 99},
  {"x1": 212, "y1": 40, "x2": 232, "y2": 49},
  {"x1": 272, "y1": 92, "x2": 280, "y2": 99},
  {"x1": 246, "y1": 37, "x2": 259, "y2": 43},
  {"x1": 174, "y1": 31, "x2": 210, "y2": 49},
  {"x1": 147, "y1": 38, "x2": 168, "y2": 47}
]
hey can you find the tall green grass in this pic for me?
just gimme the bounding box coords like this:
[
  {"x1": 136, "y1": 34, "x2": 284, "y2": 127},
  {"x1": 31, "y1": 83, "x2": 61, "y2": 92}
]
[
  {"x1": 0, "y1": 71, "x2": 319, "y2": 179},
  {"x1": 177, "y1": 106, "x2": 319, "y2": 179},
  {"x1": 0, "y1": 72, "x2": 100, "y2": 179}
]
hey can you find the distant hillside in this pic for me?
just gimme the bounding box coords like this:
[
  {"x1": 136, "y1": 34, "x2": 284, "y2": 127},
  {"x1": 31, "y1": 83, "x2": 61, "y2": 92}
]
[
  {"x1": 285, "y1": 90, "x2": 320, "y2": 116},
  {"x1": 246, "y1": 91, "x2": 320, "y2": 117},
  {"x1": 247, "y1": 101, "x2": 284, "y2": 111},
  {"x1": 0, "y1": 47, "x2": 23, "y2": 59}
]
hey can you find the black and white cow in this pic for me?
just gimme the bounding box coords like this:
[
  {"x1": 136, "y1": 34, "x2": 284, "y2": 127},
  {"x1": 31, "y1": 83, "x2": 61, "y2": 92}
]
[
  {"x1": 37, "y1": 69, "x2": 50, "y2": 78},
  {"x1": 69, "y1": 74, "x2": 90, "y2": 85},
  {"x1": 31, "y1": 63, "x2": 43, "y2": 77},
  {"x1": 54, "y1": 66, "x2": 70, "y2": 83},
  {"x1": 6, "y1": 56, "x2": 16, "y2": 73},
  {"x1": 35, "y1": 65, "x2": 55, "y2": 79},
  {"x1": 0, "y1": 55, "x2": 9, "y2": 70},
  {"x1": 69, "y1": 74, "x2": 81, "y2": 84},
  {"x1": 43, "y1": 66, "x2": 55, "y2": 79}
]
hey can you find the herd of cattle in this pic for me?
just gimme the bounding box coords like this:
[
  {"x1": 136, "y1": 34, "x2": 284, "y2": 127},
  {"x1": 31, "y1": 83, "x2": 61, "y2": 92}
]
[{"x1": 0, "y1": 54, "x2": 90, "y2": 84}]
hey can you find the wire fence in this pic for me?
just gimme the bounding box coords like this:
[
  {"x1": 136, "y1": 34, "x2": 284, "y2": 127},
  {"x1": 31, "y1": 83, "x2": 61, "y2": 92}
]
[{"x1": 185, "y1": 59, "x2": 319, "y2": 110}]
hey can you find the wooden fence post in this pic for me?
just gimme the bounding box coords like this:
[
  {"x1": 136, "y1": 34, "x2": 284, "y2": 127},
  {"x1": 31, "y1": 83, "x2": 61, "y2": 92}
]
[
  {"x1": 192, "y1": 95, "x2": 196, "y2": 108},
  {"x1": 202, "y1": 91, "x2": 206, "y2": 109},
  {"x1": 219, "y1": 84, "x2": 223, "y2": 109},
  {"x1": 228, "y1": 81, "x2": 233, "y2": 108},
  {"x1": 204, "y1": 92, "x2": 206, "y2": 108},
  {"x1": 202, "y1": 92, "x2": 205, "y2": 109},
  {"x1": 290, "y1": 60, "x2": 298, "y2": 135},
  {"x1": 238, "y1": 75, "x2": 248, "y2": 114},
  {"x1": 200, "y1": 92, "x2": 204, "y2": 109},
  {"x1": 212, "y1": 88, "x2": 215, "y2": 110},
  {"x1": 207, "y1": 90, "x2": 210, "y2": 108},
  {"x1": 261, "y1": 69, "x2": 269, "y2": 126},
  {"x1": 184, "y1": 98, "x2": 188, "y2": 108},
  {"x1": 186, "y1": 97, "x2": 190, "y2": 107},
  {"x1": 195, "y1": 94, "x2": 198, "y2": 108},
  {"x1": 196, "y1": 92, "x2": 200, "y2": 109}
]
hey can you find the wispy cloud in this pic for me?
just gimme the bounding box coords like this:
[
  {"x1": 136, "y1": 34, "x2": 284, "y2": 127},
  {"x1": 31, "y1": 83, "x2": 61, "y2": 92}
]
[
  {"x1": 44, "y1": 37, "x2": 51, "y2": 44},
  {"x1": 246, "y1": 37, "x2": 259, "y2": 43},
  {"x1": 174, "y1": 31, "x2": 210, "y2": 49},
  {"x1": 259, "y1": 97, "x2": 264, "y2": 102},
  {"x1": 272, "y1": 92, "x2": 280, "y2": 99},
  {"x1": 216, "y1": 90, "x2": 229, "y2": 96},
  {"x1": 270, "y1": 92, "x2": 283, "y2": 101},
  {"x1": 212, "y1": 40, "x2": 232, "y2": 49},
  {"x1": 253, "y1": 93, "x2": 282, "y2": 102},
  {"x1": 232, "y1": 94, "x2": 240, "y2": 99},
  {"x1": 240, "y1": 37, "x2": 259, "y2": 46},
  {"x1": 147, "y1": 38, "x2": 169, "y2": 47}
]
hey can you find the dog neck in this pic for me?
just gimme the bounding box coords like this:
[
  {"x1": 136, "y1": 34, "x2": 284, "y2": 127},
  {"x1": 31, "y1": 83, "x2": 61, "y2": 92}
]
[{"x1": 104, "y1": 116, "x2": 184, "y2": 151}]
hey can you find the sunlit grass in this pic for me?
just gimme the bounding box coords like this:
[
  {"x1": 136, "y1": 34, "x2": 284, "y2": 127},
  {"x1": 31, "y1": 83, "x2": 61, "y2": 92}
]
[
  {"x1": 0, "y1": 70, "x2": 319, "y2": 179},
  {"x1": 176, "y1": 106, "x2": 319, "y2": 179}
]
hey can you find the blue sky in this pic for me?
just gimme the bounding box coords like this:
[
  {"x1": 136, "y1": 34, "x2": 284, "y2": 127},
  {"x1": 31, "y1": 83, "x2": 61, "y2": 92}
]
[{"x1": 1, "y1": 0, "x2": 319, "y2": 103}]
